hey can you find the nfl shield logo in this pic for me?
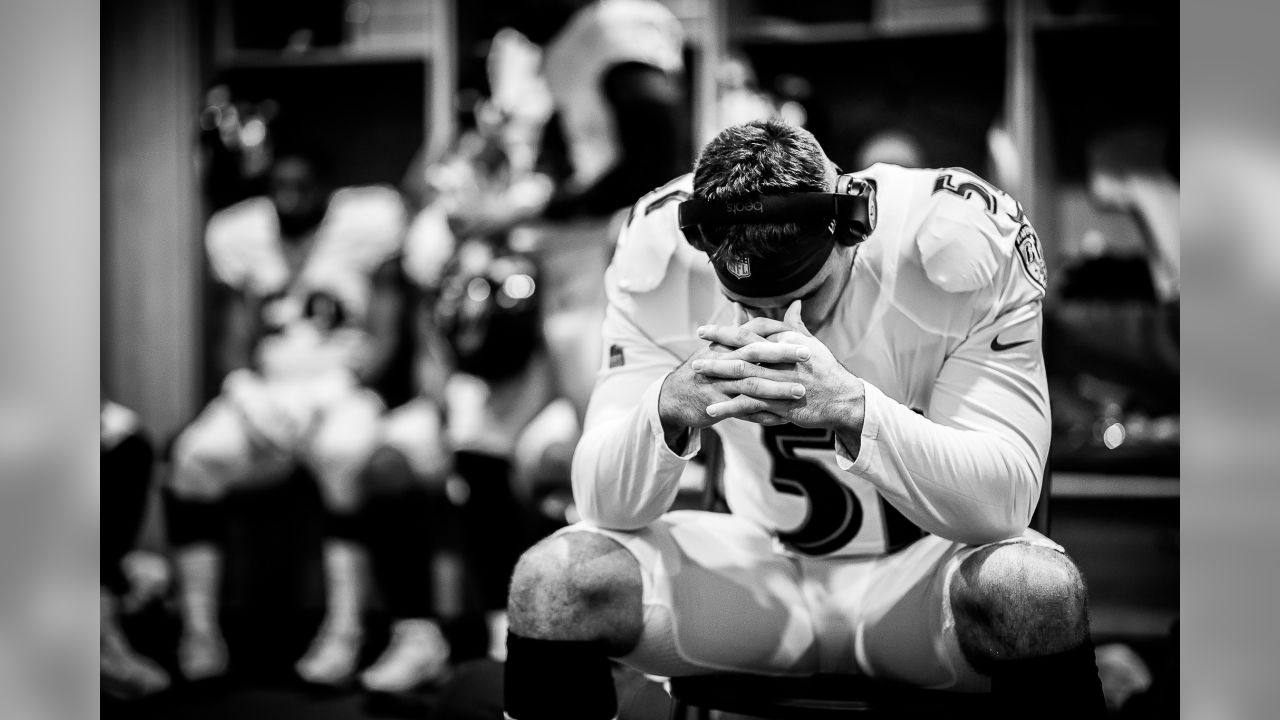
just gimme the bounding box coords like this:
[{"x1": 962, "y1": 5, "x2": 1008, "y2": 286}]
[{"x1": 725, "y1": 256, "x2": 751, "y2": 279}]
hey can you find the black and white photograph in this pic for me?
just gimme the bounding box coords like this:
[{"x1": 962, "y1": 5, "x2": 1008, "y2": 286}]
[{"x1": 96, "y1": 1, "x2": 1183, "y2": 718}]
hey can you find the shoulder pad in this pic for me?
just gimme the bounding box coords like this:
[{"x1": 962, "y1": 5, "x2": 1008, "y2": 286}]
[
  {"x1": 915, "y1": 184, "x2": 1002, "y2": 293},
  {"x1": 612, "y1": 175, "x2": 693, "y2": 293},
  {"x1": 206, "y1": 197, "x2": 283, "y2": 291},
  {"x1": 322, "y1": 186, "x2": 408, "y2": 267}
]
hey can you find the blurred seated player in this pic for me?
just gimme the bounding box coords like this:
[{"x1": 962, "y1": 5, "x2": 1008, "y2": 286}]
[
  {"x1": 166, "y1": 148, "x2": 406, "y2": 685},
  {"x1": 432, "y1": 237, "x2": 576, "y2": 659},
  {"x1": 368, "y1": 112, "x2": 579, "y2": 688},
  {"x1": 482, "y1": 0, "x2": 687, "y2": 420},
  {"x1": 101, "y1": 400, "x2": 170, "y2": 699},
  {"x1": 503, "y1": 121, "x2": 1107, "y2": 719}
]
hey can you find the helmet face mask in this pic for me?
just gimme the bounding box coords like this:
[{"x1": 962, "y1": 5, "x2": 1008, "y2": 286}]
[{"x1": 435, "y1": 241, "x2": 542, "y2": 381}]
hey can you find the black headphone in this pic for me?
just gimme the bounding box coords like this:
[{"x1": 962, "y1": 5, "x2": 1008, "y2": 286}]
[{"x1": 677, "y1": 174, "x2": 877, "y2": 250}]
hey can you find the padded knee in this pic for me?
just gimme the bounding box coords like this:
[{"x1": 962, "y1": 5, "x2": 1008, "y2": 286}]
[
  {"x1": 507, "y1": 531, "x2": 642, "y2": 643},
  {"x1": 952, "y1": 543, "x2": 1090, "y2": 664}
]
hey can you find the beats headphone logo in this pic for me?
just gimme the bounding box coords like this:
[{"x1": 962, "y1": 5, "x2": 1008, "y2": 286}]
[{"x1": 724, "y1": 200, "x2": 764, "y2": 214}]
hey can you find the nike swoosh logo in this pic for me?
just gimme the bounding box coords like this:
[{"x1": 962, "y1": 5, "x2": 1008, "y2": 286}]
[{"x1": 990, "y1": 336, "x2": 1034, "y2": 352}]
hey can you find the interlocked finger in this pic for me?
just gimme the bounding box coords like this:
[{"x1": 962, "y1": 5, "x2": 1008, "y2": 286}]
[
  {"x1": 740, "y1": 412, "x2": 789, "y2": 426},
  {"x1": 693, "y1": 354, "x2": 801, "y2": 381},
  {"x1": 714, "y1": 377, "x2": 805, "y2": 401},
  {"x1": 738, "y1": 317, "x2": 792, "y2": 339},
  {"x1": 706, "y1": 395, "x2": 793, "y2": 420},
  {"x1": 697, "y1": 324, "x2": 766, "y2": 350},
  {"x1": 728, "y1": 341, "x2": 810, "y2": 365}
]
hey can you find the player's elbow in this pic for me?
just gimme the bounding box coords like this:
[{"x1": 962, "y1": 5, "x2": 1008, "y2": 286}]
[
  {"x1": 948, "y1": 510, "x2": 1029, "y2": 546},
  {"x1": 570, "y1": 442, "x2": 667, "y2": 532},
  {"x1": 571, "y1": 475, "x2": 665, "y2": 531},
  {"x1": 575, "y1": 498, "x2": 661, "y2": 532},
  {"x1": 942, "y1": 458, "x2": 1041, "y2": 545}
]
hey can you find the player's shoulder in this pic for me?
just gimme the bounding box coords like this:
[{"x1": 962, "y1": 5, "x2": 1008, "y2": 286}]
[
  {"x1": 205, "y1": 196, "x2": 279, "y2": 288},
  {"x1": 611, "y1": 173, "x2": 697, "y2": 294},
  {"x1": 207, "y1": 196, "x2": 274, "y2": 251},
  {"x1": 870, "y1": 164, "x2": 1042, "y2": 298},
  {"x1": 606, "y1": 173, "x2": 724, "y2": 337},
  {"x1": 327, "y1": 185, "x2": 407, "y2": 238},
  {"x1": 320, "y1": 185, "x2": 408, "y2": 266}
]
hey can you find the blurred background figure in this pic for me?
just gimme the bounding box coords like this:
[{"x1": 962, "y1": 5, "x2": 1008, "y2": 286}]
[
  {"x1": 383, "y1": 32, "x2": 577, "y2": 679},
  {"x1": 534, "y1": 0, "x2": 687, "y2": 220},
  {"x1": 100, "y1": 400, "x2": 171, "y2": 700},
  {"x1": 429, "y1": 237, "x2": 570, "y2": 661},
  {"x1": 503, "y1": 0, "x2": 687, "y2": 419},
  {"x1": 386, "y1": 2, "x2": 688, "y2": 677},
  {"x1": 164, "y1": 146, "x2": 407, "y2": 686},
  {"x1": 1046, "y1": 127, "x2": 1179, "y2": 473}
]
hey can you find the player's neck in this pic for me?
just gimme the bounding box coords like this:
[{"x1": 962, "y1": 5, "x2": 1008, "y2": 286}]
[{"x1": 809, "y1": 246, "x2": 858, "y2": 334}]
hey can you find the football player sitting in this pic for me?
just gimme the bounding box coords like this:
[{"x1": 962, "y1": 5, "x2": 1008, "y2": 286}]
[{"x1": 165, "y1": 148, "x2": 406, "y2": 685}]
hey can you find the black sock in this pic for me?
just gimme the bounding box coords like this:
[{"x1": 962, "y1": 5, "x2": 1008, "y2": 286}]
[
  {"x1": 365, "y1": 487, "x2": 438, "y2": 619},
  {"x1": 456, "y1": 452, "x2": 524, "y2": 612},
  {"x1": 102, "y1": 432, "x2": 154, "y2": 596},
  {"x1": 505, "y1": 633, "x2": 615, "y2": 720},
  {"x1": 990, "y1": 641, "x2": 1106, "y2": 719}
]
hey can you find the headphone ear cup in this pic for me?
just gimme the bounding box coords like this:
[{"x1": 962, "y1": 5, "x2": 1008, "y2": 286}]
[{"x1": 834, "y1": 174, "x2": 875, "y2": 245}]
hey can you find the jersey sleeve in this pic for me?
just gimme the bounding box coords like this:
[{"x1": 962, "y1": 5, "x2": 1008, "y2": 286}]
[
  {"x1": 838, "y1": 303, "x2": 1048, "y2": 545},
  {"x1": 836, "y1": 174, "x2": 1050, "y2": 545},
  {"x1": 570, "y1": 180, "x2": 702, "y2": 530},
  {"x1": 571, "y1": 293, "x2": 700, "y2": 530}
]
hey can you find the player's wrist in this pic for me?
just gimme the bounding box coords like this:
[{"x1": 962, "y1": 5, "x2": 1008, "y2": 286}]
[
  {"x1": 829, "y1": 373, "x2": 866, "y2": 437},
  {"x1": 658, "y1": 373, "x2": 698, "y2": 450}
]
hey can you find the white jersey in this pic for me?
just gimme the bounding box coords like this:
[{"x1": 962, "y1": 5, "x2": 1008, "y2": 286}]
[
  {"x1": 206, "y1": 187, "x2": 405, "y2": 379},
  {"x1": 544, "y1": 0, "x2": 684, "y2": 190},
  {"x1": 572, "y1": 164, "x2": 1051, "y2": 556}
]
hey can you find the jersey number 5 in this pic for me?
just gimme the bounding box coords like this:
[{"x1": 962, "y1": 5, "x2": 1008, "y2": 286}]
[
  {"x1": 933, "y1": 168, "x2": 1026, "y2": 224},
  {"x1": 764, "y1": 424, "x2": 863, "y2": 556}
]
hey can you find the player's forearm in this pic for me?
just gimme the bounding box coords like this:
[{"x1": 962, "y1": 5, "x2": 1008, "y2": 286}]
[
  {"x1": 844, "y1": 384, "x2": 1041, "y2": 544},
  {"x1": 571, "y1": 380, "x2": 692, "y2": 530}
]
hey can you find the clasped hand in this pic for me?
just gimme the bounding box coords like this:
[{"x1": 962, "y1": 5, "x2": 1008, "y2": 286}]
[{"x1": 658, "y1": 300, "x2": 863, "y2": 436}]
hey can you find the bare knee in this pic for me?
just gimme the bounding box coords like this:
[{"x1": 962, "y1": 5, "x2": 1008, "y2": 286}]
[
  {"x1": 508, "y1": 531, "x2": 643, "y2": 652},
  {"x1": 952, "y1": 543, "x2": 1090, "y2": 668}
]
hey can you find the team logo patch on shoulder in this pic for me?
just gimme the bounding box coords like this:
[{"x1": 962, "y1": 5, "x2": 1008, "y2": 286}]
[
  {"x1": 724, "y1": 256, "x2": 751, "y2": 279},
  {"x1": 608, "y1": 344, "x2": 626, "y2": 368},
  {"x1": 1015, "y1": 224, "x2": 1047, "y2": 291}
]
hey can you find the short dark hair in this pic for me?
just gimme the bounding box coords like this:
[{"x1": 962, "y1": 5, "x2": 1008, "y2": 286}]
[{"x1": 691, "y1": 120, "x2": 836, "y2": 260}]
